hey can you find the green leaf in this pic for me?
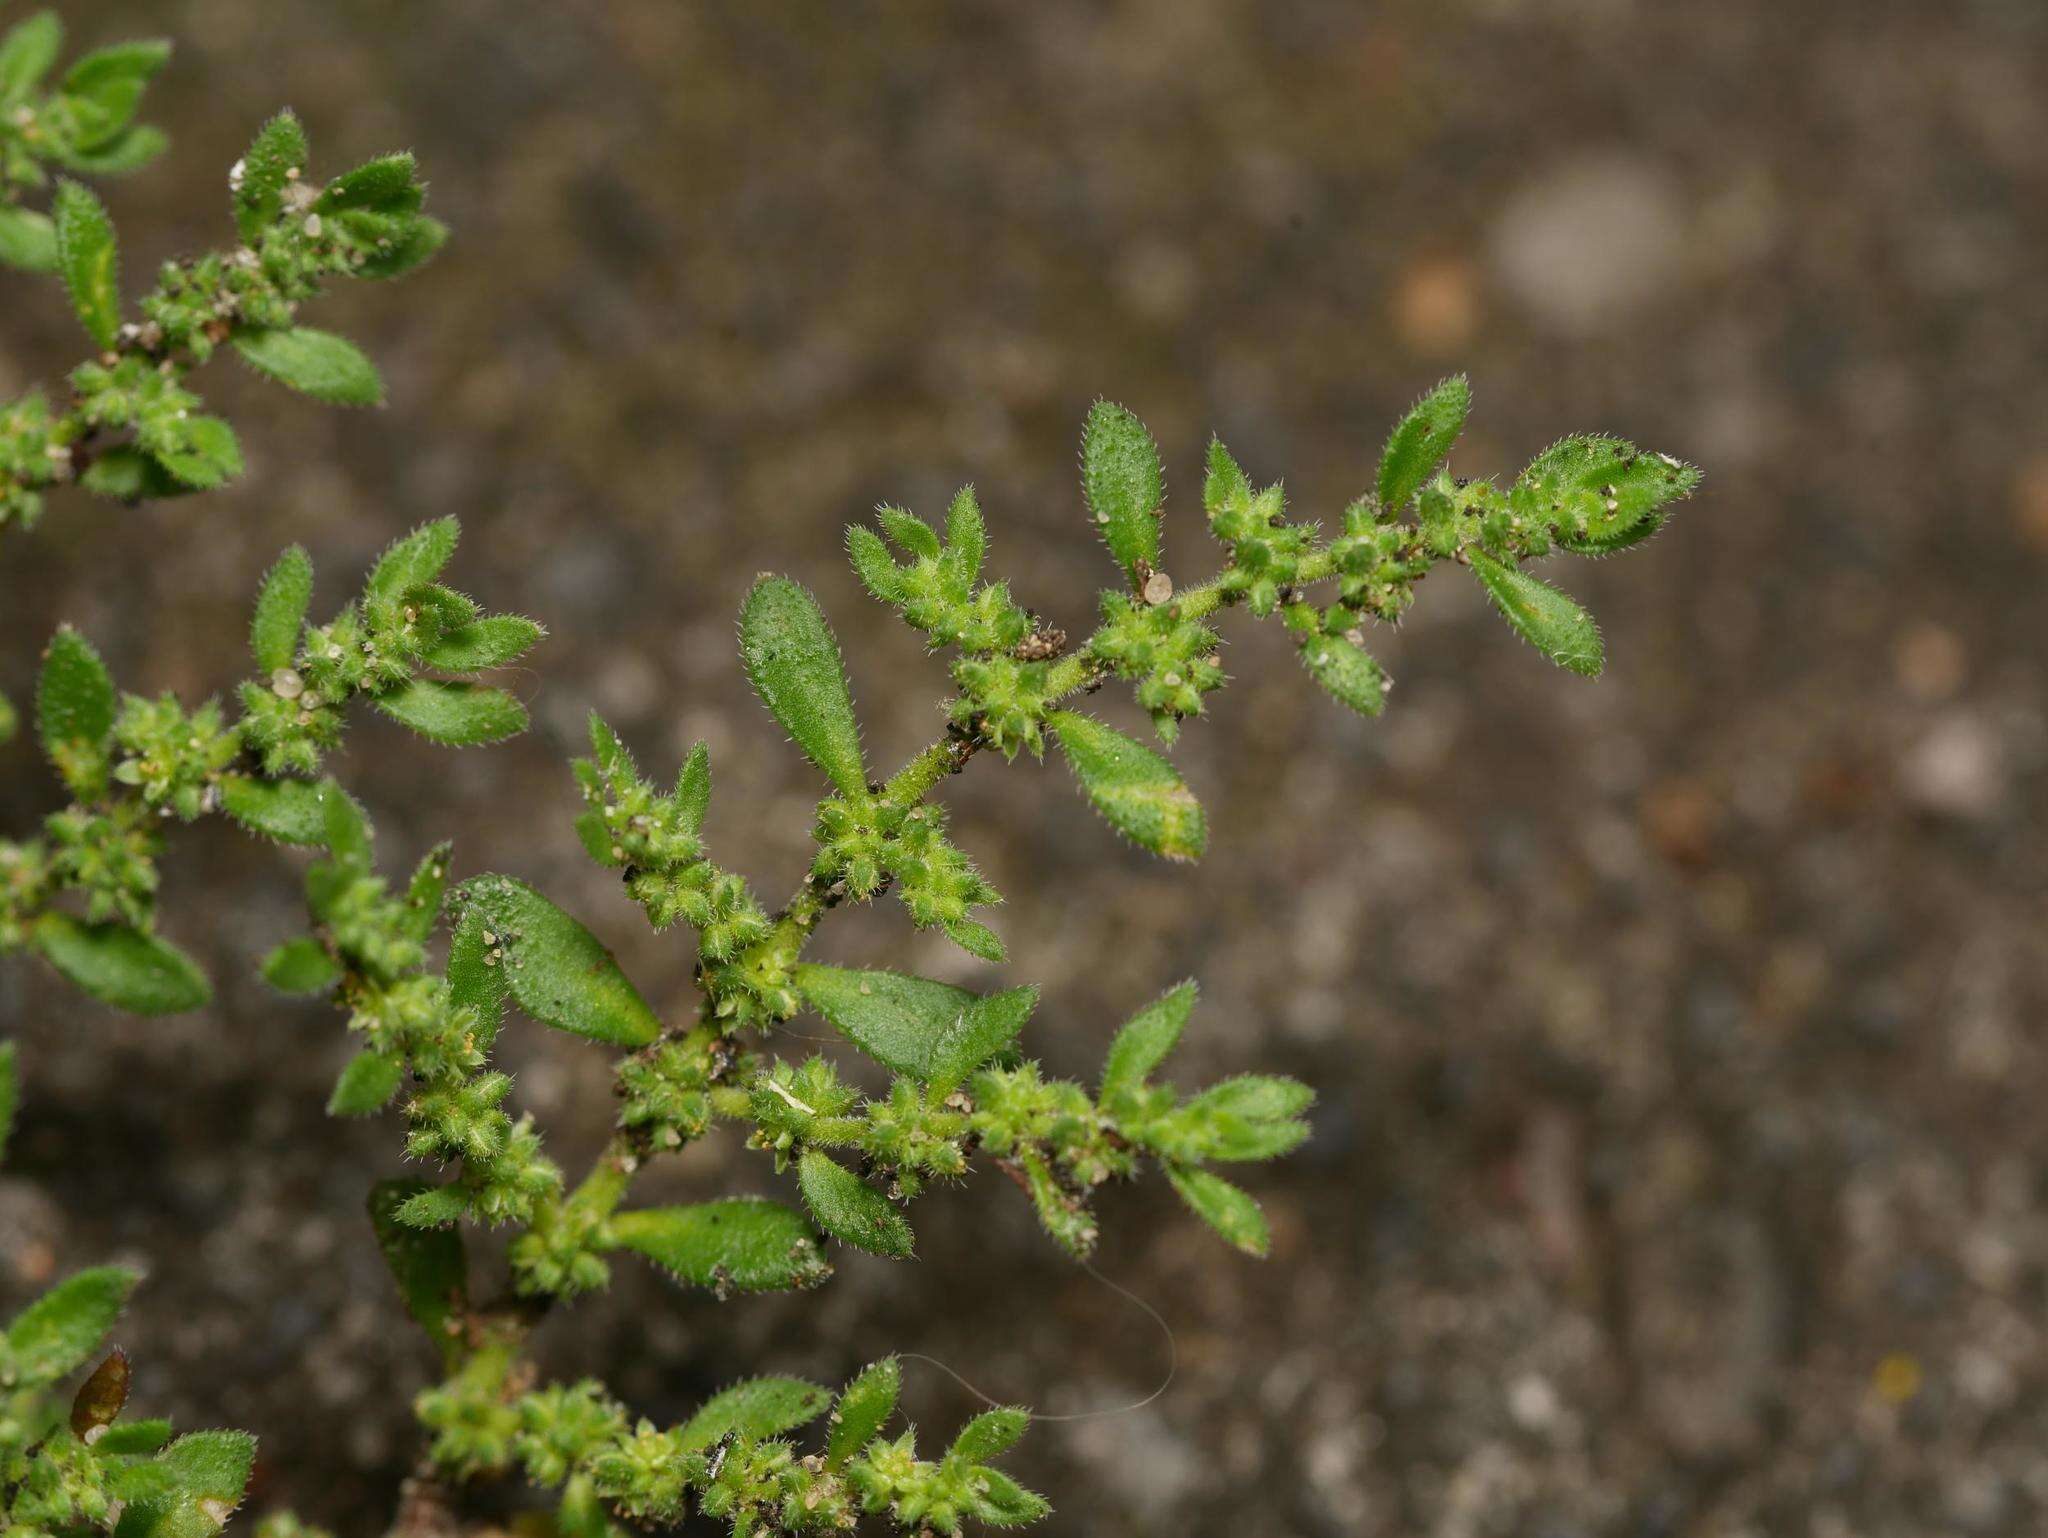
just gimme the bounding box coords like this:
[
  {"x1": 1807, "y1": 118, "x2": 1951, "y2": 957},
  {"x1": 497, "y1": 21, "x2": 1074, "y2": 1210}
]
[
  {"x1": 0, "y1": 12, "x2": 61, "y2": 105},
  {"x1": 826, "y1": 1358, "x2": 899, "y2": 1469},
  {"x1": 35, "y1": 914, "x2": 211, "y2": 1015},
  {"x1": 942, "y1": 916, "x2": 1006, "y2": 964},
  {"x1": 393, "y1": 1185, "x2": 467, "y2": 1230},
  {"x1": 353, "y1": 213, "x2": 446, "y2": 280},
  {"x1": 60, "y1": 39, "x2": 169, "y2": 148},
  {"x1": 52, "y1": 180, "x2": 119, "y2": 350},
  {"x1": 248, "y1": 545, "x2": 313, "y2": 673},
  {"x1": 232, "y1": 327, "x2": 384, "y2": 407},
  {"x1": 419, "y1": 614, "x2": 544, "y2": 673},
  {"x1": 738, "y1": 575, "x2": 866, "y2": 797},
  {"x1": 1377, "y1": 375, "x2": 1469, "y2": 511},
  {"x1": 5, "y1": 1266, "x2": 137, "y2": 1383},
  {"x1": 260, "y1": 936, "x2": 340, "y2": 996},
  {"x1": 157, "y1": 1428, "x2": 256, "y2": 1504},
  {"x1": 367, "y1": 517, "x2": 460, "y2": 601},
  {"x1": 948, "y1": 1406, "x2": 1030, "y2": 1465},
  {"x1": 456, "y1": 875, "x2": 660, "y2": 1047},
  {"x1": 219, "y1": 775, "x2": 339, "y2": 846},
  {"x1": 609, "y1": 1200, "x2": 829, "y2": 1295},
  {"x1": 374, "y1": 679, "x2": 528, "y2": 746},
  {"x1": 945, "y1": 485, "x2": 986, "y2": 580},
  {"x1": 968, "y1": 1468, "x2": 1052, "y2": 1527},
  {"x1": 0, "y1": 1041, "x2": 16, "y2": 1165},
  {"x1": 96, "y1": 1419, "x2": 173, "y2": 1455},
  {"x1": 316, "y1": 152, "x2": 420, "y2": 214},
  {"x1": 400, "y1": 843, "x2": 452, "y2": 943},
  {"x1": 676, "y1": 1377, "x2": 831, "y2": 1454},
  {"x1": 1099, "y1": 980, "x2": 1195, "y2": 1106},
  {"x1": 1512, "y1": 435, "x2": 1703, "y2": 553},
  {"x1": 1080, "y1": 400, "x2": 1163, "y2": 583},
  {"x1": 53, "y1": 124, "x2": 165, "y2": 176},
  {"x1": 1299, "y1": 633, "x2": 1387, "y2": 717},
  {"x1": 846, "y1": 523, "x2": 902, "y2": 603},
  {"x1": 368, "y1": 1180, "x2": 466, "y2": 1360},
  {"x1": 444, "y1": 902, "x2": 506, "y2": 1043},
  {"x1": 1048, "y1": 709, "x2": 1205, "y2": 861},
  {"x1": 328, "y1": 1051, "x2": 403, "y2": 1116},
  {"x1": 797, "y1": 1147, "x2": 913, "y2": 1259},
  {"x1": 1467, "y1": 550, "x2": 1604, "y2": 677},
  {"x1": 794, "y1": 964, "x2": 974, "y2": 1079},
  {"x1": 1166, "y1": 1164, "x2": 1269, "y2": 1257},
  {"x1": 150, "y1": 416, "x2": 242, "y2": 490},
  {"x1": 79, "y1": 444, "x2": 189, "y2": 501},
  {"x1": 233, "y1": 110, "x2": 307, "y2": 241},
  {"x1": 0, "y1": 204, "x2": 57, "y2": 273},
  {"x1": 673, "y1": 741, "x2": 711, "y2": 833},
  {"x1": 925, "y1": 984, "x2": 1037, "y2": 1097},
  {"x1": 37, "y1": 625, "x2": 115, "y2": 793}
]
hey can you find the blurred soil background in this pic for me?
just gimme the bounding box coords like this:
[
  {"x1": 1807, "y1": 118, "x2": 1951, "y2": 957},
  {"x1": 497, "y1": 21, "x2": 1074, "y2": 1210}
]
[{"x1": 6, "y1": 2, "x2": 2048, "y2": 1534}]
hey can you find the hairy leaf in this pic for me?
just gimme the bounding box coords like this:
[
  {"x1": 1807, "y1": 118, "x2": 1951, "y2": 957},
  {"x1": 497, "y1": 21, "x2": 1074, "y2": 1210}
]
[
  {"x1": 925, "y1": 984, "x2": 1037, "y2": 1096},
  {"x1": 1299, "y1": 633, "x2": 1387, "y2": 717},
  {"x1": 260, "y1": 936, "x2": 340, "y2": 996},
  {"x1": 219, "y1": 775, "x2": 338, "y2": 846},
  {"x1": 457, "y1": 875, "x2": 659, "y2": 1047},
  {"x1": 35, "y1": 914, "x2": 211, "y2": 1015},
  {"x1": 328, "y1": 1051, "x2": 403, "y2": 1116},
  {"x1": 1049, "y1": 709, "x2": 1205, "y2": 861},
  {"x1": 150, "y1": 414, "x2": 242, "y2": 490},
  {"x1": 948, "y1": 1406, "x2": 1030, "y2": 1465},
  {"x1": 739, "y1": 575, "x2": 866, "y2": 797},
  {"x1": 52, "y1": 180, "x2": 119, "y2": 349},
  {"x1": 1377, "y1": 375, "x2": 1469, "y2": 511},
  {"x1": 157, "y1": 1427, "x2": 257, "y2": 1504},
  {"x1": 609, "y1": 1200, "x2": 828, "y2": 1295},
  {"x1": 1167, "y1": 1164, "x2": 1269, "y2": 1257},
  {"x1": 60, "y1": 39, "x2": 169, "y2": 148},
  {"x1": 233, "y1": 327, "x2": 384, "y2": 407},
  {"x1": 1513, "y1": 435, "x2": 1702, "y2": 553},
  {"x1": 367, "y1": 517, "x2": 460, "y2": 601},
  {"x1": 233, "y1": 110, "x2": 307, "y2": 241},
  {"x1": 1081, "y1": 399, "x2": 1163, "y2": 582},
  {"x1": 249, "y1": 545, "x2": 313, "y2": 673},
  {"x1": 316, "y1": 152, "x2": 419, "y2": 214},
  {"x1": 0, "y1": 204, "x2": 57, "y2": 273},
  {"x1": 419, "y1": 614, "x2": 543, "y2": 673},
  {"x1": 797, "y1": 1147, "x2": 913, "y2": 1259},
  {"x1": 826, "y1": 1357, "x2": 899, "y2": 1469},
  {"x1": 1099, "y1": 980, "x2": 1196, "y2": 1106},
  {"x1": 4, "y1": 1265, "x2": 136, "y2": 1384},
  {"x1": 1467, "y1": 550, "x2": 1603, "y2": 677},
  {"x1": 676, "y1": 1377, "x2": 831, "y2": 1454},
  {"x1": 794, "y1": 964, "x2": 974, "y2": 1079},
  {"x1": 36, "y1": 625, "x2": 115, "y2": 793},
  {"x1": 375, "y1": 679, "x2": 528, "y2": 746},
  {"x1": 0, "y1": 12, "x2": 62, "y2": 104}
]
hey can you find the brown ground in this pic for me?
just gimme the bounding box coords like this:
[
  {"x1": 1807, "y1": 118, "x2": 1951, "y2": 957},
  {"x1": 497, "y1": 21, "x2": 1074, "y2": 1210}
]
[{"x1": 5, "y1": 2, "x2": 2048, "y2": 1534}]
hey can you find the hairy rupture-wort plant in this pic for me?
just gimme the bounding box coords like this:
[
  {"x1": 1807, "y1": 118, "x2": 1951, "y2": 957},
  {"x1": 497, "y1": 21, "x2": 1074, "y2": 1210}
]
[{"x1": 0, "y1": 36, "x2": 1702, "y2": 1538}]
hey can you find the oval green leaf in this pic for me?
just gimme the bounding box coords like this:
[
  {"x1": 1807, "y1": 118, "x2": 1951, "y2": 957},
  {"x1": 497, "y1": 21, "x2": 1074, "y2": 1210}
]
[
  {"x1": 457, "y1": 875, "x2": 659, "y2": 1047},
  {"x1": 610, "y1": 1199, "x2": 830, "y2": 1295},
  {"x1": 1080, "y1": 400, "x2": 1163, "y2": 582},
  {"x1": 739, "y1": 575, "x2": 866, "y2": 797},
  {"x1": 1048, "y1": 709, "x2": 1205, "y2": 861},
  {"x1": 233, "y1": 327, "x2": 384, "y2": 407},
  {"x1": 35, "y1": 913, "x2": 210, "y2": 1015},
  {"x1": 797, "y1": 1147, "x2": 913, "y2": 1259},
  {"x1": 1467, "y1": 550, "x2": 1604, "y2": 678}
]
